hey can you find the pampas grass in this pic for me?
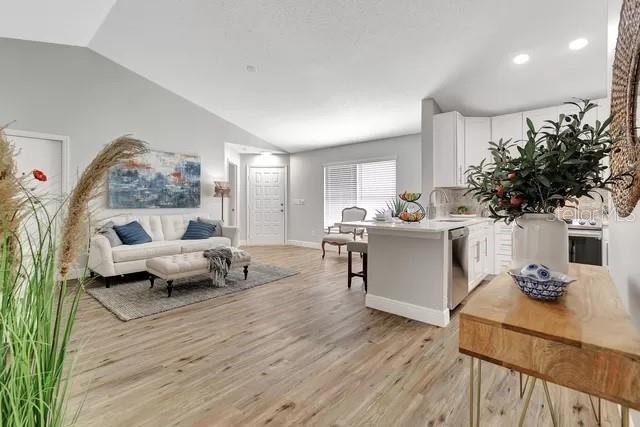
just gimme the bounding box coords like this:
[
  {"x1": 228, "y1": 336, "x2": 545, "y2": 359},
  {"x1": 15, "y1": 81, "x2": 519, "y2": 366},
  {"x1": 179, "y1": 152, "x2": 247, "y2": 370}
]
[
  {"x1": 58, "y1": 136, "x2": 148, "y2": 278},
  {"x1": 1, "y1": 133, "x2": 148, "y2": 426},
  {"x1": 0, "y1": 130, "x2": 24, "y2": 269}
]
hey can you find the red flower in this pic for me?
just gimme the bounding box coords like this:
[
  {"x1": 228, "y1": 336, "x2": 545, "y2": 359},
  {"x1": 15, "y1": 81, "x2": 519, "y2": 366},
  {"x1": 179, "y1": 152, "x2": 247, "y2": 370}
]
[{"x1": 32, "y1": 169, "x2": 47, "y2": 182}]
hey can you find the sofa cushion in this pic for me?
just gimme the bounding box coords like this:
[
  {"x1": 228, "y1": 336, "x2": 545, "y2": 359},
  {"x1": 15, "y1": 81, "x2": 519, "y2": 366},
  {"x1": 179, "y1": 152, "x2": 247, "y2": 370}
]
[
  {"x1": 98, "y1": 221, "x2": 123, "y2": 247},
  {"x1": 198, "y1": 217, "x2": 223, "y2": 237},
  {"x1": 114, "y1": 221, "x2": 152, "y2": 245},
  {"x1": 180, "y1": 237, "x2": 231, "y2": 253},
  {"x1": 112, "y1": 241, "x2": 181, "y2": 263},
  {"x1": 137, "y1": 216, "x2": 165, "y2": 241},
  {"x1": 182, "y1": 220, "x2": 216, "y2": 240},
  {"x1": 161, "y1": 215, "x2": 190, "y2": 241}
]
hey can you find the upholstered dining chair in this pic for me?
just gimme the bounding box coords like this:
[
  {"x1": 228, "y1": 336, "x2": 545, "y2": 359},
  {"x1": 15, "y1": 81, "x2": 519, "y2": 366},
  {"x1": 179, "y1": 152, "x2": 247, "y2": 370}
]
[{"x1": 321, "y1": 206, "x2": 367, "y2": 258}]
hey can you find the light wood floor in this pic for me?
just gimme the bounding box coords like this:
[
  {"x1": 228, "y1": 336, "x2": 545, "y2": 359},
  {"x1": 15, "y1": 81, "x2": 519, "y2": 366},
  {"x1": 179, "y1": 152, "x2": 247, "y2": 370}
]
[{"x1": 70, "y1": 246, "x2": 621, "y2": 426}]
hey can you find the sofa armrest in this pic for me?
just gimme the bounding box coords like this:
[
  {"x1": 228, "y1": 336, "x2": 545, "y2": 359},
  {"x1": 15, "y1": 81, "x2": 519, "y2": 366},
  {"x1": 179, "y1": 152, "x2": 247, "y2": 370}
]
[
  {"x1": 88, "y1": 234, "x2": 116, "y2": 277},
  {"x1": 221, "y1": 225, "x2": 239, "y2": 247}
]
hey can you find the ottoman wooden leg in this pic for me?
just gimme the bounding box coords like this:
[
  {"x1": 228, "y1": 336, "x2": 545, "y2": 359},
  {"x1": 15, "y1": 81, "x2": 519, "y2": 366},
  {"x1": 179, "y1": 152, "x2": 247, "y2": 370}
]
[
  {"x1": 105, "y1": 276, "x2": 111, "y2": 288},
  {"x1": 167, "y1": 280, "x2": 174, "y2": 297},
  {"x1": 149, "y1": 275, "x2": 155, "y2": 288},
  {"x1": 347, "y1": 251, "x2": 353, "y2": 289},
  {"x1": 321, "y1": 241, "x2": 326, "y2": 258},
  {"x1": 243, "y1": 265, "x2": 248, "y2": 280}
]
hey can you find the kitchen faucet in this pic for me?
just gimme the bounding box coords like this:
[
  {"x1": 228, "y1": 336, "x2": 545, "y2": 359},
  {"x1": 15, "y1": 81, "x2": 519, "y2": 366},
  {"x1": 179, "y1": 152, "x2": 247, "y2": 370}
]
[{"x1": 427, "y1": 189, "x2": 450, "y2": 219}]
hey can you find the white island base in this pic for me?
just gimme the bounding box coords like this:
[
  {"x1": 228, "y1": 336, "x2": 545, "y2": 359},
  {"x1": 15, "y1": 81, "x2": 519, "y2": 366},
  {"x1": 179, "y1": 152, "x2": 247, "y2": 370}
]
[
  {"x1": 342, "y1": 219, "x2": 489, "y2": 327},
  {"x1": 366, "y1": 227, "x2": 451, "y2": 326}
]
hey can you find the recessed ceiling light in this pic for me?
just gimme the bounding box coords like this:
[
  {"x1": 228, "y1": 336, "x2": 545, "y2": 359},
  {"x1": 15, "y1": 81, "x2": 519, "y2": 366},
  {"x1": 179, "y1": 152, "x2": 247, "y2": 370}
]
[
  {"x1": 513, "y1": 53, "x2": 530, "y2": 65},
  {"x1": 569, "y1": 38, "x2": 588, "y2": 50},
  {"x1": 246, "y1": 65, "x2": 257, "y2": 72}
]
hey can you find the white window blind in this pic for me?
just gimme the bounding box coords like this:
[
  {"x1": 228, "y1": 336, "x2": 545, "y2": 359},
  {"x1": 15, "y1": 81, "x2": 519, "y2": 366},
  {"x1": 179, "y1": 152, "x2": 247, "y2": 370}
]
[{"x1": 324, "y1": 159, "x2": 396, "y2": 227}]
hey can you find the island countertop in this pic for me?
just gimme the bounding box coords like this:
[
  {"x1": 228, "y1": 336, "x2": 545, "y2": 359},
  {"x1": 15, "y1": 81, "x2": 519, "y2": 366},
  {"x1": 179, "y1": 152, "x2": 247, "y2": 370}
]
[{"x1": 339, "y1": 217, "x2": 491, "y2": 233}]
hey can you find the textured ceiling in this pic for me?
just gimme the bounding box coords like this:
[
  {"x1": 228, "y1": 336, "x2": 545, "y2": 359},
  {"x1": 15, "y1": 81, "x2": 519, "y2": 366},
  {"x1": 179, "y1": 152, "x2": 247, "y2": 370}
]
[
  {"x1": 1, "y1": 1, "x2": 608, "y2": 152},
  {"x1": 0, "y1": 0, "x2": 117, "y2": 46}
]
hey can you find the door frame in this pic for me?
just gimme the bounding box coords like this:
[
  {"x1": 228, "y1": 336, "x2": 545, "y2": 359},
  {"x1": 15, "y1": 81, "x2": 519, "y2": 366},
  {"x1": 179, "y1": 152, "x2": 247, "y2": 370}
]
[
  {"x1": 246, "y1": 165, "x2": 288, "y2": 245},
  {"x1": 4, "y1": 129, "x2": 71, "y2": 194},
  {"x1": 226, "y1": 160, "x2": 239, "y2": 226}
]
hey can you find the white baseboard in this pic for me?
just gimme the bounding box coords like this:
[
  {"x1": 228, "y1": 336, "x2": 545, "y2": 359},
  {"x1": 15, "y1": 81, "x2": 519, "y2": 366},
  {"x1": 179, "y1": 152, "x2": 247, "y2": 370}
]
[
  {"x1": 365, "y1": 294, "x2": 450, "y2": 327},
  {"x1": 287, "y1": 239, "x2": 320, "y2": 249},
  {"x1": 239, "y1": 239, "x2": 247, "y2": 246},
  {"x1": 286, "y1": 240, "x2": 344, "y2": 253}
]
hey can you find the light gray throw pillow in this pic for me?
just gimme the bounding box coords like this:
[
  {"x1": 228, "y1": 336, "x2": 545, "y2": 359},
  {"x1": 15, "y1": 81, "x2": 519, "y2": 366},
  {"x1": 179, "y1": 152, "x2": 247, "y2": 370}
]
[
  {"x1": 98, "y1": 221, "x2": 123, "y2": 247},
  {"x1": 197, "y1": 217, "x2": 223, "y2": 237}
]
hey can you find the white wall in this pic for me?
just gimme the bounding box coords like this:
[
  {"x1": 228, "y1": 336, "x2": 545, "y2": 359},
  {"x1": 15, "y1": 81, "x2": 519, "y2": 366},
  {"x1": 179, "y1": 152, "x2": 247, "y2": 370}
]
[
  {"x1": 607, "y1": 0, "x2": 640, "y2": 424},
  {"x1": 288, "y1": 133, "x2": 421, "y2": 243},
  {"x1": 239, "y1": 153, "x2": 290, "y2": 242},
  {"x1": 0, "y1": 38, "x2": 280, "y2": 223}
]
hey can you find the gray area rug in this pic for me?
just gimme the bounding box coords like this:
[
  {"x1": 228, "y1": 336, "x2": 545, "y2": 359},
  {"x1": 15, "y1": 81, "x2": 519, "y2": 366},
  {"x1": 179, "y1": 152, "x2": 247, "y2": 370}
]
[{"x1": 86, "y1": 263, "x2": 297, "y2": 321}]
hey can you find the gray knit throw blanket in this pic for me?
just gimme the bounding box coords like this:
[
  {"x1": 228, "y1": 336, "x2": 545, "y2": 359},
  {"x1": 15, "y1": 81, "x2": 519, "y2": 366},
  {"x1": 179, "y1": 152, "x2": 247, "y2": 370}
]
[{"x1": 203, "y1": 247, "x2": 233, "y2": 287}]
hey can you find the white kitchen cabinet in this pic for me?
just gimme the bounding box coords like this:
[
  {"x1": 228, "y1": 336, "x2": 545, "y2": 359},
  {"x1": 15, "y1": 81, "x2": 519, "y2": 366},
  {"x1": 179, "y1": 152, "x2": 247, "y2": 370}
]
[
  {"x1": 464, "y1": 117, "x2": 492, "y2": 174},
  {"x1": 493, "y1": 222, "x2": 513, "y2": 274},
  {"x1": 467, "y1": 222, "x2": 492, "y2": 291},
  {"x1": 491, "y1": 112, "x2": 523, "y2": 156},
  {"x1": 433, "y1": 111, "x2": 465, "y2": 187}
]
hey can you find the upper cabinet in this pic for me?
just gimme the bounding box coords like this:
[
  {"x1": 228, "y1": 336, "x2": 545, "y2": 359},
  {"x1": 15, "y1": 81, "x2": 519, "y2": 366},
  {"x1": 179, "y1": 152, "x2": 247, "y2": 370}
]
[
  {"x1": 432, "y1": 99, "x2": 611, "y2": 189},
  {"x1": 433, "y1": 111, "x2": 465, "y2": 187},
  {"x1": 491, "y1": 112, "x2": 523, "y2": 154},
  {"x1": 464, "y1": 117, "x2": 491, "y2": 173}
]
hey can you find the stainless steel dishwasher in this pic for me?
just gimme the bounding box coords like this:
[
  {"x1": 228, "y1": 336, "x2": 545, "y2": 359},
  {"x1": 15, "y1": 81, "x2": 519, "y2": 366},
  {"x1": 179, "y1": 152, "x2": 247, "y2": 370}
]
[{"x1": 448, "y1": 227, "x2": 469, "y2": 309}]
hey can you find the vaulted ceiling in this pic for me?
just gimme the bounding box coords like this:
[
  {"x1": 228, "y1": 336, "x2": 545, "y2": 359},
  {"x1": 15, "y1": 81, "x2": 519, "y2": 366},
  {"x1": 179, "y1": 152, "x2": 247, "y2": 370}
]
[{"x1": 1, "y1": 0, "x2": 607, "y2": 152}]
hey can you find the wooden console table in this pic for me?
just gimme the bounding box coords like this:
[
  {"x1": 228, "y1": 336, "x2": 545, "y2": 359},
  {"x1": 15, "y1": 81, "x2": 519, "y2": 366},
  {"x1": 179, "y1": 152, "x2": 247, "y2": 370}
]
[{"x1": 459, "y1": 264, "x2": 640, "y2": 426}]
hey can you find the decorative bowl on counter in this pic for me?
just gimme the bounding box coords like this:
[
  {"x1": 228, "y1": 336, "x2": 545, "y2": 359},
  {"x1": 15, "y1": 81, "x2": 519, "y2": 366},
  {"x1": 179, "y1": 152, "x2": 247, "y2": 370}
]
[
  {"x1": 508, "y1": 264, "x2": 576, "y2": 301},
  {"x1": 399, "y1": 191, "x2": 422, "y2": 202},
  {"x1": 398, "y1": 211, "x2": 425, "y2": 222}
]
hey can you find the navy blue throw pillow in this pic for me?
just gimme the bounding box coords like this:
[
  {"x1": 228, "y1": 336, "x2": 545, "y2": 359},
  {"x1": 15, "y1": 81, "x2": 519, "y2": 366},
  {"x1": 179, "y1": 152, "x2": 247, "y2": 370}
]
[
  {"x1": 113, "y1": 221, "x2": 152, "y2": 245},
  {"x1": 182, "y1": 220, "x2": 215, "y2": 240}
]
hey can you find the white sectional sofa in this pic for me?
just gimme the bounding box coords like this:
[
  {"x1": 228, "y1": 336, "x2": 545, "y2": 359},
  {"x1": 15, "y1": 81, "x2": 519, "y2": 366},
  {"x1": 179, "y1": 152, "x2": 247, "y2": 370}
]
[{"x1": 88, "y1": 213, "x2": 239, "y2": 287}]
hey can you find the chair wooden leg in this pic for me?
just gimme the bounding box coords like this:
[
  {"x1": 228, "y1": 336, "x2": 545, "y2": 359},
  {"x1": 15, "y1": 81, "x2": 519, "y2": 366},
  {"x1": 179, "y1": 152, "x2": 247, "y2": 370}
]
[
  {"x1": 347, "y1": 251, "x2": 353, "y2": 288},
  {"x1": 105, "y1": 276, "x2": 111, "y2": 288},
  {"x1": 322, "y1": 241, "x2": 326, "y2": 258},
  {"x1": 363, "y1": 253, "x2": 368, "y2": 293},
  {"x1": 149, "y1": 275, "x2": 155, "y2": 288},
  {"x1": 243, "y1": 265, "x2": 248, "y2": 280},
  {"x1": 338, "y1": 245, "x2": 341, "y2": 255}
]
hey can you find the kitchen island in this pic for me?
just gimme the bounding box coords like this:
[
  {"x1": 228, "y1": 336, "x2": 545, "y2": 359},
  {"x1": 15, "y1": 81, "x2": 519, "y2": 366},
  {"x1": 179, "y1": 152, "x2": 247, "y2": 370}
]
[{"x1": 340, "y1": 218, "x2": 491, "y2": 327}]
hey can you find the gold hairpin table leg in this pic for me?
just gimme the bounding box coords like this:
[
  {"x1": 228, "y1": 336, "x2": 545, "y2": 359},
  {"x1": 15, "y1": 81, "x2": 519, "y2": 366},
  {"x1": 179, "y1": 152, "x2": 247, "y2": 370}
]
[
  {"x1": 519, "y1": 373, "x2": 529, "y2": 399},
  {"x1": 588, "y1": 395, "x2": 601, "y2": 425},
  {"x1": 518, "y1": 377, "x2": 537, "y2": 427},
  {"x1": 621, "y1": 406, "x2": 629, "y2": 427},
  {"x1": 542, "y1": 380, "x2": 558, "y2": 427},
  {"x1": 476, "y1": 360, "x2": 481, "y2": 427},
  {"x1": 468, "y1": 357, "x2": 482, "y2": 426},
  {"x1": 469, "y1": 357, "x2": 474, "y2": 427}
]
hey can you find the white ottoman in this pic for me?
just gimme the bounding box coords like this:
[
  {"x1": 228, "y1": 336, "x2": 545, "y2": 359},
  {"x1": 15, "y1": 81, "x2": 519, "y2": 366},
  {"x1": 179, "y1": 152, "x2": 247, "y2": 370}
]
[{"x1": 146, "y1": 248, "x2": 251, "y2": 297}]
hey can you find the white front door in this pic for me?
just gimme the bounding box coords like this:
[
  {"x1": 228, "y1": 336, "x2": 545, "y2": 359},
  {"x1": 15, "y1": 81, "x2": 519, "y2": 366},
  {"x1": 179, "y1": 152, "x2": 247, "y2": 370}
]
[{"x1": 248, "y1": 167, "x2": 286, "y2": 245}]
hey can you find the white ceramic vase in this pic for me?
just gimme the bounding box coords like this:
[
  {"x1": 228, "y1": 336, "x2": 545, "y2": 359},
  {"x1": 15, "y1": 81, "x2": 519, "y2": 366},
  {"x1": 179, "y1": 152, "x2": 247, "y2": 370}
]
[{"x1": 511, "y1": 213, "x2": 569, "y2": 274}]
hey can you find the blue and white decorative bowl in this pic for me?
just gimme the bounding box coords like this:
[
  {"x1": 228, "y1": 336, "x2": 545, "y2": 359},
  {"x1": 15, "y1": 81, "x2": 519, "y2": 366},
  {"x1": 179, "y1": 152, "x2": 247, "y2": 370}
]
[{"x1": 508, "y1": 264, "x2": 576, "y2": 301}]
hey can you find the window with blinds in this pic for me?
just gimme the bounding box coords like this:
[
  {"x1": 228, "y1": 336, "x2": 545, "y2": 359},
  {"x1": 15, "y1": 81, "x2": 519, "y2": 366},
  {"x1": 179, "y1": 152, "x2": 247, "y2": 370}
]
[{"x1": 323, "y1": 159, "x2": 397, "y2": 228}]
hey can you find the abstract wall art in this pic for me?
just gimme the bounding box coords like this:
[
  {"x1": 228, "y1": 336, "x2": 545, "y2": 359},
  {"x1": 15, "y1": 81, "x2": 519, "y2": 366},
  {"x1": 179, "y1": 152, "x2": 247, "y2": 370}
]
[{"x1": 108, "y1": 150, "x2": 201, "y2": 208}]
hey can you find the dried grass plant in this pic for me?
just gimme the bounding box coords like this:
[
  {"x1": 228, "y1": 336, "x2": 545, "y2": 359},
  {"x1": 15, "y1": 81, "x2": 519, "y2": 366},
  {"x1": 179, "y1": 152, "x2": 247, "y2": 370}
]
[
  {"x1": 0, "y1": 130, "x2": 24, "y2": 269},
  {"x1": 58, "y1": 136, "x2": 148, "y2": 278},
  {"x1": 1, "y1": 133, "x2": 147, "y2": 426}
]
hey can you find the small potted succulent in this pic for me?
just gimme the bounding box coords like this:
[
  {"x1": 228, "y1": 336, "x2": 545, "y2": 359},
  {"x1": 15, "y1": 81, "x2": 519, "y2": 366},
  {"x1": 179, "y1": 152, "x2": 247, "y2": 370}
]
[{"x1": 465, "y1": 99, "x2": 629, "y2": 273}]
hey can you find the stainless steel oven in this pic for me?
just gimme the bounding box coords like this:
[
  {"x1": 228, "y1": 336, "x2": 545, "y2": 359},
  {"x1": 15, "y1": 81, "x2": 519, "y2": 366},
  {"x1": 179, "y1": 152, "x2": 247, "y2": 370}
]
[{"x1": 567, "y1": 219, "x2": 602, "y2": 266}]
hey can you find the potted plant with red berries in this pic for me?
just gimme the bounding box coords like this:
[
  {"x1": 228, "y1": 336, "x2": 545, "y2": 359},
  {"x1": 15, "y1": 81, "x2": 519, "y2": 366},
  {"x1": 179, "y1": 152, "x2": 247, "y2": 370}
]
[{"x1": 465, "y1": 99, "x2": 629, "y2": 273}]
